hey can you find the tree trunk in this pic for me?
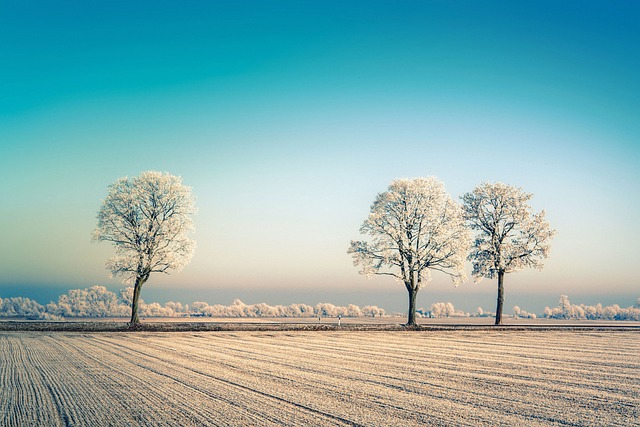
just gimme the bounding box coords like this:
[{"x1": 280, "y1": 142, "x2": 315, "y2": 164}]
[
  {"x1": 130, "y1": 277, "x2": 143, "y2": 326},
  {"x1": 495, "y1": 270, "x2": 505, "y2": 325},
  {"x1": 407, "y1": 288, "x2": 418, "y2": 326}
]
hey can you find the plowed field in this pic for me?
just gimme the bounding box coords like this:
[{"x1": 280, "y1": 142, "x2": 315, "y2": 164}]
[{"x1": 1, "y1": 330, "x2": 638, "y2": 426}]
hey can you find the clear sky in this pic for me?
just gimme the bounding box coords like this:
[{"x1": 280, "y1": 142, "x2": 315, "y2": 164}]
[{"x1": 1, "y1": 1, "x2": 639, "y2": 312}]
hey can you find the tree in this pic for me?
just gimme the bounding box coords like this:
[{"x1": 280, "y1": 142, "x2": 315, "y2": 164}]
[
  {"x1": 93, "y1": 171, "x2": 196, "y2": 325},
  {"x1": 46, "y1": 286, "x2": 128, "y2": 318},
  {"x1": 462, "y1": 182, "x2": 555, "y2": 325},
  {"x1": 348, "y1": 177, "x2": 470, "y2": 326}
]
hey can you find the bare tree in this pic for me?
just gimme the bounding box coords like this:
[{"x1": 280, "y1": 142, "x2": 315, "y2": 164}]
[
  {"x1": 462, "y1": 182, "x2": 555, "y2": 325},
  {"x1": 93, "y1": 171, "x2": 196, "y2": 325},
  {"x1": 348, "y1": 177, "x2": 470, "y2": 326}
]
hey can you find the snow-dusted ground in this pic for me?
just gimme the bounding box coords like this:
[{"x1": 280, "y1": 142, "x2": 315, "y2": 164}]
[{"x1": 1, "y1": 330, "x2": 637, "y2": 426}]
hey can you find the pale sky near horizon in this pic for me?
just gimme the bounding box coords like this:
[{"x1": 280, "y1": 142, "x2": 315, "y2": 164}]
[{"x1": 1, "y1": 1, "x2": 639, "y2": 311}]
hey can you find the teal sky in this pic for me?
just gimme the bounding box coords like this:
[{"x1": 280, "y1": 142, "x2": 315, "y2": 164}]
[{"x1": 1, "y1": 1, "x2": 639, "y2": 311}]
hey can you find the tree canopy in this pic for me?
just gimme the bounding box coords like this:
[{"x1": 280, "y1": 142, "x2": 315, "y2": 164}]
[{"x1": 349, "y1": 177, "x2": 470, "y2": 326}]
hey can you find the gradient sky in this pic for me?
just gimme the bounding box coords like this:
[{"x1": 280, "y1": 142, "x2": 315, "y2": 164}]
[{"x1": 1, "y1": 1, "x2": 639, "y2": 312}]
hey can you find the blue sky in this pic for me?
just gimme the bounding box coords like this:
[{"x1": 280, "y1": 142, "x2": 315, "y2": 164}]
[{"x1": 1, "y1": 1, "x2": 639, "y2": 312}]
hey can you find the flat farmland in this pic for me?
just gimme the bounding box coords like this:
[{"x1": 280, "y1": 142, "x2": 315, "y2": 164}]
[{"x1": 1, "y1": 330, "x2": 638, "y2": 426}]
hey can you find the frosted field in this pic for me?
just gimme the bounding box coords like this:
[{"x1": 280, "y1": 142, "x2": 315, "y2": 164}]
[{"x1": 1, "y1": 330, "x2": 638, "y2": 426}]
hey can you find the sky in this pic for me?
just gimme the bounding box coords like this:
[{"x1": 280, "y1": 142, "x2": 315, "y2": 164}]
[{"x1": 1, "y1": 1, "x2": 639, "y2": 313}]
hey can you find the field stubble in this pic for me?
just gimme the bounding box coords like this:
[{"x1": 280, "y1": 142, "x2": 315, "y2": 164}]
[{"x1": 0, "y1": 330, "x2": 638, "y2": 426}]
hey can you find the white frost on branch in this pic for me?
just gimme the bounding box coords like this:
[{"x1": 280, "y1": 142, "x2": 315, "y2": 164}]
[
  {"x1": 462, "y1": 182, "x2": 555, "y2": 280},
  {"x1": 349, "y1": 177, "x2": 471, "y2": 289},
  {"x1": 93, "y1": 171, "x2": 196, "y2": 285}
]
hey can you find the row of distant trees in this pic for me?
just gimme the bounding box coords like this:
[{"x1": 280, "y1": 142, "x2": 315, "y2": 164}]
[
  {"x1": 0, "y1": 286, "x2": 385, "y2": 320},
  {"x1": 542, "y1": 295, "x2": 640, "y2": 321},
  {"x1": 1, "y1": 287, "x2": 638, "y2": 321},
  {"x1": 93, "y1": 172, "x2": 556, "y2": 327}
]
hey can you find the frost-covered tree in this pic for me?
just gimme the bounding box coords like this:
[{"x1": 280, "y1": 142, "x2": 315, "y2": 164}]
[
  {"x1": 46, "y1": 286, "x2": 128, "y2": 317},
  {"x1": 462, "y1": 182, "x2": 555, "y2": 325},
  {"x1": 349, "y1": 177, "x2": 470, "y2": 326},
  {"x1": 93, "y1": 171, "x2": 196, "y2": 325},
  {"x1": 542, "y1": 295, "x2": 640, "y2": 321},
  {"x1": 513, "y1": 305, "x2": 536, "y2": 319},
  {"x1": 0, "y1": 297, "x2": 45, "y2": 318},
  {"x1": 362, "y1": 305, "x2": 385, "y2": 317},
  {"x1": 345, "y1": 304, "x2": 363, "y2": 317},
  {"x1": 429, "y1": 302, "x2": 456, "y2": 318},
  {"x1": 315, "y1": 303, "x2": 338, "y2": 317}
]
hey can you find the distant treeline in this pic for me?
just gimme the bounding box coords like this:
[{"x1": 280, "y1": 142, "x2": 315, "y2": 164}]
[
  {"x1": 0, "y1": 286, "x2": 638, "y2": 321},
  {"x1": 541, "y1": 295, "x2": 640, "y2": 321},
  {"x1": 0, "y1": 286, "x2": 385, "y2": 320}
]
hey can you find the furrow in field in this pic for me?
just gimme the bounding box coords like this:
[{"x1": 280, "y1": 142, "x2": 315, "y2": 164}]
[
  {"x1": 240, "y1": 331, "x2": 640, "y2": 397},
  {"x1": 244, "y1": 336, "x2": 632, "y2": 426},
  {"x1": 160, "y1": 331, "x2": 638, "y2": 425},
  {"x1": 0, "y1": 334, "x2": 63, "y2": 427},
  {"x1": 40, "y1": 333, "x2": 195, "y2": 426},
  {"x1": 23, "y1": 333, "x2": 137, "y2": 427},
  {"x1": 200, "y1": 331, "x2": 634, "y2": 427},
  {"x1": 1, "y1": 330, "x2": 637, "y2": 427},
  {"x1": 79, "y1": 334, "x2": 351, "y2": 426},
  {"x1": 54, "y1": 334, "x2": 279, "y2": 426},
  {"x1": 141, "y1": 331, "x2": 638, "y2": 426},
  {"x1": 105, "y1": 333, "x2": 581, "y2": 426},
  {"x1": 264, "y1": 331, "x2": 640, "y2": 378},
  {"x1": 90, "y1": 333, "x2": 449, "y2": 426}
]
